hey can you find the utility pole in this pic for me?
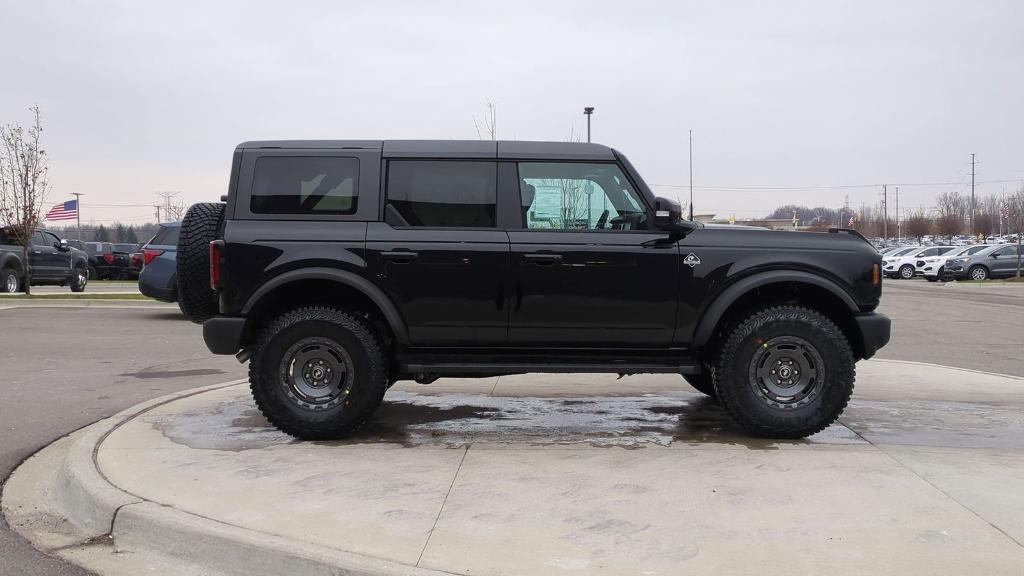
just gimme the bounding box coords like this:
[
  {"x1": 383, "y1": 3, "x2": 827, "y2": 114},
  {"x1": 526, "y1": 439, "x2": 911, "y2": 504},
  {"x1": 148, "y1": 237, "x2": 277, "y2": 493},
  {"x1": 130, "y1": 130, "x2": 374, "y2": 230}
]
[
  {"x1": 895, "y1": 186, "x2": 900, "y2": 242},
  {"x1": 688, "y1": 129, "x2": 694, "y2": 221},
  {"x1": 71, "y1": 193, "x2": 84, "y2": 240},
  {"x1": 882, "y1": 185, "x2": 888, "y2": 243},
  {"x1": 583, "y1": 107, "x2": 594, "y2": 143},
  {"x1": 154, "y1": 205, "x2": 161, "y2": 224},
  {"x1": 970, "y1": 153, "x2": 976, "y2": 237}
]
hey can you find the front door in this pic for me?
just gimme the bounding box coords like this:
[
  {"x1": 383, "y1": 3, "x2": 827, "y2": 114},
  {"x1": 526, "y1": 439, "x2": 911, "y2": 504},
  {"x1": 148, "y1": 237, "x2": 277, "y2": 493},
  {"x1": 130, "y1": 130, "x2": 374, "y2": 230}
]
[
  {"x1": 507, "y1": 161, "x2": 678, "y2": 347},
  {"x1": 990, "y1": 244, "x2": 1021, "y2": 277},
  {"x1": 30, "y1": 231, "x2": 60, "y2": 279},
  {"x1": 367, "y1": 160, "x2": 511, "y2": 346}
]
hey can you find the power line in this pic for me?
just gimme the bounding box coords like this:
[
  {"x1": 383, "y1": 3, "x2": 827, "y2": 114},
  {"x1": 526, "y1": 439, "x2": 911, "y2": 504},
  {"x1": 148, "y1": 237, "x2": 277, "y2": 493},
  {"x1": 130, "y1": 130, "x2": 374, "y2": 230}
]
[{"x1": 651, "y1": 177, "x2": 1022, "y2": 191}]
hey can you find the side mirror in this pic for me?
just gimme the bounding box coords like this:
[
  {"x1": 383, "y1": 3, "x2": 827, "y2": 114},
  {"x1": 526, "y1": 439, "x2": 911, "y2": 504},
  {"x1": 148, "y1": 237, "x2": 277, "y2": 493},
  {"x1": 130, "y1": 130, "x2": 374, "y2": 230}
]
[
  {"x1": 654, "y1": 196, "x2": 697, "y2": 235},
  {"x1": 57, "y1": 239, "x2": 69, "y2": 251}
]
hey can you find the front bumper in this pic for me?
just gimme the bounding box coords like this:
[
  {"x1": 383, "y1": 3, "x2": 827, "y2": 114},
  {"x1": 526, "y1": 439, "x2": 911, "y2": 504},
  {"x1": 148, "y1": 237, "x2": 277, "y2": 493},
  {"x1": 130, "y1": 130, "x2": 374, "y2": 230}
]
[
  {"x1": 203, "y1": 316, "x2": 246, "y2": 355},
  {"x1": 854, "y1": 312, "x2": 891, "y2": 360}
]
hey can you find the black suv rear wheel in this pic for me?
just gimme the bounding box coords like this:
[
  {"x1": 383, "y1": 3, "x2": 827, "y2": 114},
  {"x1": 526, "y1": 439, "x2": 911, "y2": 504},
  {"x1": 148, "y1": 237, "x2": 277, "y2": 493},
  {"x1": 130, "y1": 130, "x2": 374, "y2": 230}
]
[
  {"x1": 713, "y1": 305, "x2": 855, "y2": 438},
  {"x1": 249, "y1": 307, "x2": 389, "y2": 440},
  {"x1": 177, "y1": 202, "x2": 224, "y2": 323}
]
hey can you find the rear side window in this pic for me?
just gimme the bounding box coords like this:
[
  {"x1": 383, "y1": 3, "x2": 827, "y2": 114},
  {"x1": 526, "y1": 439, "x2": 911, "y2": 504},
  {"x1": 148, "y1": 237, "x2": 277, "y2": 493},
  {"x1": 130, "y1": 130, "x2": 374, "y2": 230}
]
[
  {"x1": 150, "y1": 226, "x2": 180, "y2": 246},
  {"x1": 251, "y1": 157, "x2": 359, "y2": 214},
  {"x1": 386, "y1": 161, "x2": 496, "y2": 227}
]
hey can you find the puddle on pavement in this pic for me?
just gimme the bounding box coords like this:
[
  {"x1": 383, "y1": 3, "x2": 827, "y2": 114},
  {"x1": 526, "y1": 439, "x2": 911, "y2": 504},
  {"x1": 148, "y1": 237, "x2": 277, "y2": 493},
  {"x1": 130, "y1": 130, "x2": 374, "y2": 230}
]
[{"x1": 148, "y1": 390, "x2": 862, "y2": 452}]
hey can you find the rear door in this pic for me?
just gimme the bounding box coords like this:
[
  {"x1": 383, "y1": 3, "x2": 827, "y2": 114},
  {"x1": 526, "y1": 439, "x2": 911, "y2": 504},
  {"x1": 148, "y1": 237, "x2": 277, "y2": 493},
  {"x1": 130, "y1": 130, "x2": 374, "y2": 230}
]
[
  {"x1": 506, "y1": 161, "x2": 678, "y2": 347},
  {"x1": 366, "y1": 159, "x2": 511, "y2": 346}
]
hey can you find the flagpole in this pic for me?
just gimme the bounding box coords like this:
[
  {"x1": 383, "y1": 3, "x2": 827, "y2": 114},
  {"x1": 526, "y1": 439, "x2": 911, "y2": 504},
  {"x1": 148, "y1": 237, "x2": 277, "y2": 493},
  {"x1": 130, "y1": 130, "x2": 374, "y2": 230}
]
[{"x1": 71, "y1": 193, "x2": 84, "y2": 240}]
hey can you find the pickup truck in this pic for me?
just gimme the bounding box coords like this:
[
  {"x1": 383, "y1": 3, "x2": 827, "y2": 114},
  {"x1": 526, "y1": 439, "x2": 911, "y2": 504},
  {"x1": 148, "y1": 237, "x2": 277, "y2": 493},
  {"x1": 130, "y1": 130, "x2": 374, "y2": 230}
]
[{"x1": 0, "y1": 228, "x2": 90, "y2": 293}]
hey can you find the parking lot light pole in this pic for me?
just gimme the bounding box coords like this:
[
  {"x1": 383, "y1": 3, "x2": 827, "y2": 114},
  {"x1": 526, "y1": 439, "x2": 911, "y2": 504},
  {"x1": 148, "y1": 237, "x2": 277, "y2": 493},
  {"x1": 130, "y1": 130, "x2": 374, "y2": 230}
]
[{"x1": 584, "y1": 107, "x2": 594, "y2": 143}]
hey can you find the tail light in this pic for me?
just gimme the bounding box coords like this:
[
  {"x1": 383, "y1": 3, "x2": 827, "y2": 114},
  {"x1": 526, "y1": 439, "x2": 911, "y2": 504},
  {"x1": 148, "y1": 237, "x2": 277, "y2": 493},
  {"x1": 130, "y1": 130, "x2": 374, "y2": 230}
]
[
  {"x1": 142, "y1": 248, "x2": 164, "y2": 265},
  {"x1": 103, "y1": 253, "x2": 115, "y2": 264},
  {"x1": 210, "y1": 240, "x2": 224, "y2": 291},
  {"x1": 872, "y1": 262, "x2": 881, "y2": 286}
]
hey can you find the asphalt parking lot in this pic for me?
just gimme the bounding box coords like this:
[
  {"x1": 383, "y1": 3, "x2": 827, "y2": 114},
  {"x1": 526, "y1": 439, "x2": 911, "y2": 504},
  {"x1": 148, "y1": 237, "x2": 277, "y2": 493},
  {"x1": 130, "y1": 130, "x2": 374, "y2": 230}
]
[{"x1": 1, "y1": 279, "x2": 1022, "y2": 575}]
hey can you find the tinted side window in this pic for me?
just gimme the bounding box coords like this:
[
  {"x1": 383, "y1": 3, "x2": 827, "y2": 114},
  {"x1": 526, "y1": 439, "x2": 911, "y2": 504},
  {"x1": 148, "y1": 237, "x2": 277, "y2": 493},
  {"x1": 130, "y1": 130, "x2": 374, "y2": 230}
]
[
  {"x1": 251, "y1": 157, "x2": 358, "y2": 214},
  {"x1": 32, "y1": 232, "x2": 48, "y2": 246},
  {"x1": 386, "y1": 161, "x2": 496, "y2": 227}
]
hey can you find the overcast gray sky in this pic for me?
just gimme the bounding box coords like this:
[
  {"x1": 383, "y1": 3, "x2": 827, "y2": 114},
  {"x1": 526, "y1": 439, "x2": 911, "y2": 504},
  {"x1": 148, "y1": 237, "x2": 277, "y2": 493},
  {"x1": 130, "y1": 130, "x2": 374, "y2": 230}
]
[{"x1": 2, "y1": 0, "x2": 1022, "y2": 226}]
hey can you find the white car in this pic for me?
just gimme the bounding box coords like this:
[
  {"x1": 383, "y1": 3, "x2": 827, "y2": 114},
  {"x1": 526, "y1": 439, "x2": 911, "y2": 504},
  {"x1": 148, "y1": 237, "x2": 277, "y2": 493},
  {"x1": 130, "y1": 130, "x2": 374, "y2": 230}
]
[
  {"x1": 883, "y1": 246, "x2": 956, "y2": 279},
  {"x1": 919, "y1": 244, "x2": 992, "y2": 282}
]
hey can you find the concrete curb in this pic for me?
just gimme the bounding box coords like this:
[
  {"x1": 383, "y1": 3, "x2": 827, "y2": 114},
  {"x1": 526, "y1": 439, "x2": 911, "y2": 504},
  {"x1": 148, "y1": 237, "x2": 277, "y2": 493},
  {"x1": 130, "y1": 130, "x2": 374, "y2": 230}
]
[
  {"x1": 54, "y1": 380, "x2": 247, "y2": 538},
  {"x1": 115, "y1": 502, "x2": 453, "y2": 576},
  {"x1": 42, "y1": 378, "x2": 456, "y2": 576}
]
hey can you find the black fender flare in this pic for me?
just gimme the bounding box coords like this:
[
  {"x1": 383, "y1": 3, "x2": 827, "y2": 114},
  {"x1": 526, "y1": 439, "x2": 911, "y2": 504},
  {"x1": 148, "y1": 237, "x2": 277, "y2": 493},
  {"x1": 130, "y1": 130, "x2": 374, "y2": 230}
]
[
  {"x1": 691, "y1": 270, "x2": 859, "y2": 348},
  {"x1": 241, "y1": 267, "x2": 410, "y2": 345},
  {"x1": 0, "y1": 253, "x2": 23, "y2": 271}
]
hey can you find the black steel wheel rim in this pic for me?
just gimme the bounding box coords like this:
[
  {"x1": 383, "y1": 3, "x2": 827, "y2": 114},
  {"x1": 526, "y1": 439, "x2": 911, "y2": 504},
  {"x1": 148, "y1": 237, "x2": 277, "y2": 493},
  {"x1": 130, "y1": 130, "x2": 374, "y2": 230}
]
[
  {"x1": 279, "y1": 337, "x2": 354, "y2": 410},
  {"x1": 747, "y1": 336, "x2": 825, "y2": 409}
]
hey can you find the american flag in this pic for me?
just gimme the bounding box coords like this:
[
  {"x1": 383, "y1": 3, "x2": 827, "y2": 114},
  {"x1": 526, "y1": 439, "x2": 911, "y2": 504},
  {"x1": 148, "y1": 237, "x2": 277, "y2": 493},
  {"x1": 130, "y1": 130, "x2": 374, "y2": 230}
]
[{"x1": 45, "y1": 199, "x2": 78, "y2": 221}]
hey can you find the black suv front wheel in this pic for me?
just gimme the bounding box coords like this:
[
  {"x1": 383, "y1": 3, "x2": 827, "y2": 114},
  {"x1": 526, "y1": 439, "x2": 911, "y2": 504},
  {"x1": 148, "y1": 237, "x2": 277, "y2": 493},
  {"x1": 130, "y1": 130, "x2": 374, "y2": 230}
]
[
  {"x1": 714, "y1": 306, "x2": 855, "y2": 438},
  {"x1": 249, "y1": 307, "x2": 388, "y2": 440}
]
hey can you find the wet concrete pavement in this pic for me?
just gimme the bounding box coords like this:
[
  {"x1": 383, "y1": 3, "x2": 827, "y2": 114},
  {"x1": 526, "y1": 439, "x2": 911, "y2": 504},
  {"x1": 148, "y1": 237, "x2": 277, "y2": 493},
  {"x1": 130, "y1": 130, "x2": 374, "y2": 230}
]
[{"x1": 75, "y1": 359, "x2": 1024, "y2": 575}]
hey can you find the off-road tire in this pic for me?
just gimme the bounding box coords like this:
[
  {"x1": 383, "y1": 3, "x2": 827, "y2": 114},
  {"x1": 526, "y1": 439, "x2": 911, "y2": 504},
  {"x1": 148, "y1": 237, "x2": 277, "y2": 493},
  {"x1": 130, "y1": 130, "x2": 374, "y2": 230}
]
[
  {"x1": 1, "y1": 267, "x2": 19, "y2": 293},
  {"x1": 69, "y1": 266, "x2": 88, "y2": 292},
  {"x1": 249, "y1": 307, "x2": 389, "y2": 440},
  {"x1": 714, "y1": 305, "x2": 855, "y2": 439},
  {"x1": 968, "y1": 265, "x2": 988, "y2": 281},
  {"x1": 899, "y1": 264, "x2": 915, "y2": 279},
  {"x1": 683, "y1": 373, "x2": 717, "y2": 397},
  {"x1": 177, "y1": 202, "x2": 224, "y2": 324}
]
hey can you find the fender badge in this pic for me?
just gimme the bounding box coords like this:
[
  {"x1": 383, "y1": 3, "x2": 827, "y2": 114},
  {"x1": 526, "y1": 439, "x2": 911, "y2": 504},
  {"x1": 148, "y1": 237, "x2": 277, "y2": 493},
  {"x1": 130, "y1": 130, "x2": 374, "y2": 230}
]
[{"x1": 683, "y1": 253, "x2": 701, "y2": 268}]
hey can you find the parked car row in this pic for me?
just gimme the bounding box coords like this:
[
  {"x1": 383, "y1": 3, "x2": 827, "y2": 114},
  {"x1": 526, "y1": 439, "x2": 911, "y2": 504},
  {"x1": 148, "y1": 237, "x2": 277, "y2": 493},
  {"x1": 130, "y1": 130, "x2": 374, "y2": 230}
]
[
  {"x1": 880, "y1": 243, "x2": 1023, "y2": 282},
  {"x1": 66, "y1": 240, "x2": 144, "y2": 280}
]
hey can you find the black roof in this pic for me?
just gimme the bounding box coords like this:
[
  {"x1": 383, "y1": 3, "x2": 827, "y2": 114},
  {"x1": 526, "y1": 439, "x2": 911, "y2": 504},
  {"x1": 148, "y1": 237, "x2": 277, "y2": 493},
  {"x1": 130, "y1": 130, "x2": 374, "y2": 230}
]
[{"x1": 235, "y1": 140, "x2": 616, "y2": 161}]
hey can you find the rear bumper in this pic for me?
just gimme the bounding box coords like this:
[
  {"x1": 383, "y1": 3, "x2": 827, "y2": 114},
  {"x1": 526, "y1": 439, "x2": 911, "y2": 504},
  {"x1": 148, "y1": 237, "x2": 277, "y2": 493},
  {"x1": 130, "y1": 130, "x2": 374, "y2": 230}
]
[
  {"x1": 203, "y1": 316, "x2": 246, "y2": 355},
  {"x1": 139, "y1": 280, "x2": 175, "y2": 302},
  {"x1": 854, "y1": 312, "x2": 891, "y2": 360}
]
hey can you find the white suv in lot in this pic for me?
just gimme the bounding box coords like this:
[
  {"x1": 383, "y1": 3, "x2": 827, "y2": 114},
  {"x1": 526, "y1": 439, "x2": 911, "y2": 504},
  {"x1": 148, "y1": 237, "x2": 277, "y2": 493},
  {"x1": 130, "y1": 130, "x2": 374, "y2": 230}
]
[
  {"x1": 883, "y1": 246, "x2": 955, "y2": 279},
  {"x1": 919, "y1": 244, "x2": 991, "y2": 282}
]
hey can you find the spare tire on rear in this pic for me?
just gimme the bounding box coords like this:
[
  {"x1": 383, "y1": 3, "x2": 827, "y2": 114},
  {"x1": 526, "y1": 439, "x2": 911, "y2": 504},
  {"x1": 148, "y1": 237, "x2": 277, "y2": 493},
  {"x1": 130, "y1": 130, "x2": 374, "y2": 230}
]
[{"x1": 177, "y1": 202, "x2": 225, "y2": 324}]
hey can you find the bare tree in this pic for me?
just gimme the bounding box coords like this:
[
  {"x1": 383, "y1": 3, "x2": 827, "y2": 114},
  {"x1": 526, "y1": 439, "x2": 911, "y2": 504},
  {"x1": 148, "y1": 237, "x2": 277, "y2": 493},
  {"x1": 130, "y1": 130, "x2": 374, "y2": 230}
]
[
  {"x1": 903, "y1": 208, "x2": 931, "y2": 244},
  {"x1": 934, "y1": 191, "x2": 968, "y2": 243},
  {"x1": 0, "y1": 106, "x2": 51, "y2": 294},
  {"x1": 165, "y1": 199, "x2": 187, "y2": 221},
  {"x1": 473, "y1": 99, "x2": 497, "y2": 141},
  {"x1": 1006, "y1": 186, "x2": 1024, "y2": 279}
]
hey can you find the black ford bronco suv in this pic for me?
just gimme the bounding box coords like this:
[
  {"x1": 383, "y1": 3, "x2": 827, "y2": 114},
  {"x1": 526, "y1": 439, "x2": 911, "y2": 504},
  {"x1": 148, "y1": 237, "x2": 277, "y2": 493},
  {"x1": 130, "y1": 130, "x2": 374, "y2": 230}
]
[{"x1": 178, "y1": 140, "x2": 890, "y2": 440}]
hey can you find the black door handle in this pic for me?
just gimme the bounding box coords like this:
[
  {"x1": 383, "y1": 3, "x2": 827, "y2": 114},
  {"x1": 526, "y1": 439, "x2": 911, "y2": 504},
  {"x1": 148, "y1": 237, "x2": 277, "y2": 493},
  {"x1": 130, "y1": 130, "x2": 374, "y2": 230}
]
[
  {"x1": 523, "y1": 253, "x2": 562, "y2": 265},
  {"x1": 380, "y1": 251, "x2": 419, "y2": 263}
]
